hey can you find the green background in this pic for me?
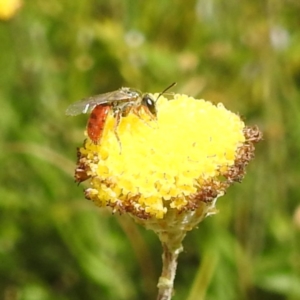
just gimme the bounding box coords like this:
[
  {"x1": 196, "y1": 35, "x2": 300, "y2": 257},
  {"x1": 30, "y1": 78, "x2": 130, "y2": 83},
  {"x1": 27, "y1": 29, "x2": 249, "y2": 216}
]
[{"x1": 1, "y1": 1, "x2": 300, "y2": 299}]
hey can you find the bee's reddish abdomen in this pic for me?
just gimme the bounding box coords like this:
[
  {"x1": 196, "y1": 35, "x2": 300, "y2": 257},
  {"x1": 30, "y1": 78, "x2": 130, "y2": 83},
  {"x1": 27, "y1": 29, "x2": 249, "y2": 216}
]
[{"x1": 87, "y1": 104, "x2": 110, "y2": 143}]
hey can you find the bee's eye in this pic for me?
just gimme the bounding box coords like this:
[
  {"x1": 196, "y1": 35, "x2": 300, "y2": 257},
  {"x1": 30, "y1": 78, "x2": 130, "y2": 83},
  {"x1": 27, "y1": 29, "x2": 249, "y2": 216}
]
[{"x1": 142, "y1": 94, "x2": 157, "y2": 116}]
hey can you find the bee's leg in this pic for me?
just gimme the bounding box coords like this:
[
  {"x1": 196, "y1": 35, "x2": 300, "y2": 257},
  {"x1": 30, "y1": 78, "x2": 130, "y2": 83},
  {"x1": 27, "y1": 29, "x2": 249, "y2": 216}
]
[
  {"x1": 141, "y1": 105, "x2": 157, "y2": 120},
  {"x1": 133, "y1": 106, "x2": 157, "y2": 128},
  {"x1": 114, "y1": 111, "x2": 122, "y2": 153}
]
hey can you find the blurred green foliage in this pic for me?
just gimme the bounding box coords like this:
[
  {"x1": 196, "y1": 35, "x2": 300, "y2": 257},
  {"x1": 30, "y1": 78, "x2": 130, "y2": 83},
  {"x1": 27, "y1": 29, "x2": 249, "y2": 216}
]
[{"x1": 1, "y1": 0, "x2": 300, "y2": 299}]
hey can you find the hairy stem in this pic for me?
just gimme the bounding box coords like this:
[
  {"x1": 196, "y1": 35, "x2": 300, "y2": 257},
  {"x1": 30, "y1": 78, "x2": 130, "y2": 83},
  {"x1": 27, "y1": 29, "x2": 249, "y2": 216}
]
[{"x1": 156, "y1": 242, "x2": 183, "y2": 300}]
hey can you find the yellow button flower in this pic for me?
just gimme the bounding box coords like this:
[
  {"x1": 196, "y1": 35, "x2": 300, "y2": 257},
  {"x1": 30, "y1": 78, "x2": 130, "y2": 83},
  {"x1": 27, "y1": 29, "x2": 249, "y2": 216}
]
[
  {"x1": 0, "y1": 0, "x2": 22, "y2": 20},
  {"x1": 75, "y1": 93, "x2": 262, "y2": 224}
]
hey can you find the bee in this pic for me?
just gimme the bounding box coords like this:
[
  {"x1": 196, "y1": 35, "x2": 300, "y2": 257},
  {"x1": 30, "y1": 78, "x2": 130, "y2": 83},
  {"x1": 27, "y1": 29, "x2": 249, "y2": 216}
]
[{"x1": 66, "y1": 83, "x2": 176, "y2": 146}]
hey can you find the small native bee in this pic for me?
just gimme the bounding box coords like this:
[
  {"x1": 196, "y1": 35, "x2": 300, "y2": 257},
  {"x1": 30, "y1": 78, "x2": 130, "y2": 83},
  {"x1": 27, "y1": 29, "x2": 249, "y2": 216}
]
[{"x1": 66, "y1": 83, "x2": 176, "y2": 145}]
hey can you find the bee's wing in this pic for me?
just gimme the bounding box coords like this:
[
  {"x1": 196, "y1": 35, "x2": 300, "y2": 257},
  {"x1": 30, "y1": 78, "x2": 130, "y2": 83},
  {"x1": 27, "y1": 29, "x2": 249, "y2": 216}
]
[{"x1": 65, "y1": 89, "x2": 133, "y2": 116}]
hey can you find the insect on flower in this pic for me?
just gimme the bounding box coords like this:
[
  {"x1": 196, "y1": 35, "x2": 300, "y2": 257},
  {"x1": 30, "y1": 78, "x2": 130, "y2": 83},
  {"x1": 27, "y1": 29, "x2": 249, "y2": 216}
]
[{"x1": 66, "y1": 83, "x2": 176, "y2": 146}]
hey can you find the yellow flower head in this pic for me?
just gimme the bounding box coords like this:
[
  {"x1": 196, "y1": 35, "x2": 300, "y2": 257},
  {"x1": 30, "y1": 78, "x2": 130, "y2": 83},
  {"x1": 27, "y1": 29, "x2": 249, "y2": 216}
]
[
  {"x1": 0, "y1": 0, "x2": 22, "y2": 20},
  {"x1": 75, "y1": 93, "x2": 261, "y2": 233}
]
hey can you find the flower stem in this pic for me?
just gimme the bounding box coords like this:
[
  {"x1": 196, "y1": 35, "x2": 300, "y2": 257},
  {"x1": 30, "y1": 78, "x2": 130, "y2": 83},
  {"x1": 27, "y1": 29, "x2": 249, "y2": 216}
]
[{"x1": 156, "y1": 242, "x2": 183, "y2": 300}]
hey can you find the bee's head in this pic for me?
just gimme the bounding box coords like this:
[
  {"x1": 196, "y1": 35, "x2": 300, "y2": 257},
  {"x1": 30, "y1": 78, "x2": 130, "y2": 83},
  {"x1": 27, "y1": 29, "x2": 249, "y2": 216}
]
[
  {"x1": 141, "y1": 94, "x2": 157, "y2": 117},
  {"x1": 141, "y1": 83, "x2": 176, "y2": 118}
]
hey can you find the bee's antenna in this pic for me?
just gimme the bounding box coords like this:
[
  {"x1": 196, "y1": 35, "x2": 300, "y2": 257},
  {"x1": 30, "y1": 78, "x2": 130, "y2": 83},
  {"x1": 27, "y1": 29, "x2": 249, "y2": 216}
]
[{"x1": 156, "y1": 82, "x2": 177, "y2": 102}]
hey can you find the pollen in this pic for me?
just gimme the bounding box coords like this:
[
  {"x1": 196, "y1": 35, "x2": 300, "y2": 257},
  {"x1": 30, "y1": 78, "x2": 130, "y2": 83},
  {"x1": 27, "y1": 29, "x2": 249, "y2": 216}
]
[{"x1": 76, "y1": 94, "x2": 262, "y2": 222}]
